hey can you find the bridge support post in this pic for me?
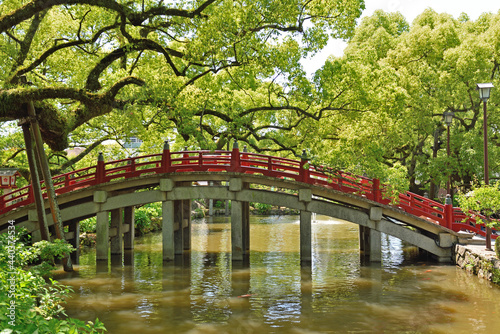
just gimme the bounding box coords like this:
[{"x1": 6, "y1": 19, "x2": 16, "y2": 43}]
[
  {"x1": 229, "y1": 178, "x2": 250, "y2": 261},
  {"x1": 110, "y1": 208, "x2": 123, "y2": 255},
  {"x1": 231, "y1": 200, "x2": 244, "y2": 261},
  {"x1": 96, "y1": 211, "x2": 109, "y2": 261},
  {"x1": 68, "y1": 221, "x2": 80, "y2": 265},
  {"x1": 243, "y1": 201, "x2": 250, "y2": 253},
  {"x1": 182, "y1": 199, "x2": 191, "y2": 250},
  {"x1": 359, "y1": 226, "x2": 381, "y2": 262},
  {"x1": 209, "y1": 182, "x2": 214, "y2": 216},
  {"x1": 298, "y1": 189, "x2": 313, "y2": 264},
  {"x1": 300, "y1": 210, "x2": 312, "y2": 263},
  {"x1": 174, "y1": 200, "x2": 184, "y2": 255},
  {"x1": 163, "y1": 200, "x2": 175, "y2": 261},
  {"x1": 123, "y1": 206, "x2": 135, "y2": 250}
]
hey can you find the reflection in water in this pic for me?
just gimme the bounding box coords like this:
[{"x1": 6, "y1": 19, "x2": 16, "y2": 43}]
[{"x1": 56, "y1": 215, "x2": 500, "y2": 334}]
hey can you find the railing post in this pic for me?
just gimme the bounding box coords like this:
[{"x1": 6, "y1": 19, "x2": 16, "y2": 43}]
[
  {"x1": 96, "y1": 152, "x2": 105, "y2": 184},
  {"x1": 127, "y1": 157, "x2": 135, "y2": 176},
  {"x1": 231, "y1": 141, "x2": 240, "y2": 172},
  {"x1": 372, "y1": 178, "x2": 381, "y2": 203},
  {"x1": 161, "y1": 141, "x2": 170, "y2": 173},
  {"x1": 299, "y1": 150, "x2": 310, "y2": 183},
  {"x1": 183, "y1": 146, "x2": 189, "y2": 165},
  {"x1": 242, "y1": 145, "x2": 249, "y2": 167},
  {"x1": 28, "y1": 184, "x2": 34, "y2": 200},
  {"x1": 445, "y1": 194, "x2": 453, "y2": 230}
]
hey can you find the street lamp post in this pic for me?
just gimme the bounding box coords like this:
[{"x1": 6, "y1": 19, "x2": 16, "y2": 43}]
[
  {"x1": 443, "y1": 111, "x2": 454, "y2": 197},
  {"x1": 476, "y1": 82, "x2": 494, "y2": 250}
]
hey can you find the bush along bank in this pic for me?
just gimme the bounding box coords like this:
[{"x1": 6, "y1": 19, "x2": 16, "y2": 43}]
[{"x1": 0, "y1": 228, "x2": 106, "y2": 333}]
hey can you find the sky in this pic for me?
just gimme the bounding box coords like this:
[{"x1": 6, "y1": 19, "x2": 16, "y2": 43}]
[{"x1": 302, "y1": 0, "x2": 500, "y2": 75}]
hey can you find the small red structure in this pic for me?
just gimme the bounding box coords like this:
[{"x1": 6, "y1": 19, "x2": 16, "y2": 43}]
[{"x1": 0, "y1": 168, "x2": 20, "y2": 190}]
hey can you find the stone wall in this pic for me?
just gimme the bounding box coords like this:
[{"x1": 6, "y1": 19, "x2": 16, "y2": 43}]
[{"x1": 455, "y1": 244, "x2": 500, "y2": 282}]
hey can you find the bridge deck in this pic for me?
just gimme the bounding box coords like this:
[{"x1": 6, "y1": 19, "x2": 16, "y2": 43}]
[{"x1": 1, "y1": 148, "x2": 495, "y2": 242}]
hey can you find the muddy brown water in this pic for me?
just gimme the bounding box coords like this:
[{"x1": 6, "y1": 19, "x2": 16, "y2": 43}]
[{"x1": 56, "y1": 215, "x2": 500, "y2": 333}]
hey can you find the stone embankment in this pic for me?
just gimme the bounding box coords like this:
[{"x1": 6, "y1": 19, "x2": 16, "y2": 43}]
[{"x1": 455, "y1": 244, "x2": 500, "y2": 283}]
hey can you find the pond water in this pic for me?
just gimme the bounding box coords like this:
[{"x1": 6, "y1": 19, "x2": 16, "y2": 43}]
[{"x1": 56, "y1": 215, "x2": 500, "y2": 333}]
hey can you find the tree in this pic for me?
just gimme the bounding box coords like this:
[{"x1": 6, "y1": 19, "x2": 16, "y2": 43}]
[
  {"x1": 0, "y1": 0, "x2": 365, "y2": 173},
  {"x1": 311, "y1": 9, "x2": 500, "y2": 195}
]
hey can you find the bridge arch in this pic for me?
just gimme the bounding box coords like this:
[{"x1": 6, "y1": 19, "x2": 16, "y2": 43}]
[{"x1": 1, "y1": 172, "x2": 461, "y2": 263}]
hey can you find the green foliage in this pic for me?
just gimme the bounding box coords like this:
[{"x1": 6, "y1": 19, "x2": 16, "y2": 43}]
[
  {"x1": 32, "y1": 239, "x2": 74, "y2": 265},
  {"x1": 457, "y1": 182, "x2": 500, "y2": 229},
  {"x1": 0, "y1": 230, "x2": 106, "y2": 333},
  {"x1": 310, "y1": 9, "x2": 500, "y2": 196},
  {"x1": 252, "y1": 202, "x2": 273, "y2": 215},
  {"x1": 134, "y1": 202, "x2": 162, "y2": 235},
  {"x1": 214, "y1": 200, "x2": 225, "y2": 209},
  {"x1": 80, "y1": 217, "x2": 97, "y2": 233}
]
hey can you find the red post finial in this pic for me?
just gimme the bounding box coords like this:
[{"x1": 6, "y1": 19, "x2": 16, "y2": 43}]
[
  {"x1": 161, "y1": 141, "x2": 171, "y2": 173},
  {"x1": 96, "y1": 152, "x2": 105, "y2": 184},
  {"x1": 299, "y1": 150, "x2": 310, "y2": 183},
  {"x1": 231, "y1": 141, "x2": 240, "y2": 172},
  {"x1": 444, "y1": 194, "x2": 453, "y2": 229}
]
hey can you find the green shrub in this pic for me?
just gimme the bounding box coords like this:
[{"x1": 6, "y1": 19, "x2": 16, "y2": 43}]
[
  {"x1": 80, "y1": 217, "x2": 97, "y2": 233},
  {"x1": 135, "y1": 203, "x2": 162, "y2": 235},
  {"x1": 0, "y1": 229, "x2": 106, "y2": 333},
  {"x1": 253, "y1": 202, "x2": 273, "y2": 215}
]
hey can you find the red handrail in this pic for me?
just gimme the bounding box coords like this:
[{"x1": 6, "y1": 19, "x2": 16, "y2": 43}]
[{"x1": 0, "y1": 147, "x2": 497, "y2": 239}]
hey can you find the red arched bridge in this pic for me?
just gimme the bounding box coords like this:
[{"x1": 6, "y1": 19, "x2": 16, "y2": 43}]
[{"x1": 0, "y1": 143, "x2": 496, "y2": 264}]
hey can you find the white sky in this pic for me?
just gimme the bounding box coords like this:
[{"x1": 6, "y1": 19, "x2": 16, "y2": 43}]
[{"x1": 303, "y1": 0, "x2": 500, "y2": 75}]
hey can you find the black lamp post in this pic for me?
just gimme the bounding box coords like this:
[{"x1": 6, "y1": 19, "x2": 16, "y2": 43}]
[
  {"x1": 476, "y1": 82, "x2": 494, "y2": 250},
  {"x1": 443, "y1": 111, "x2": 454, "y2": 197}
]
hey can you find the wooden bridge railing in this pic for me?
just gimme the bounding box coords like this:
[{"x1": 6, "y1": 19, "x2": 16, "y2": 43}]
[{"x1": 0, "y1": 143, "x2": 497, "y2": 239}]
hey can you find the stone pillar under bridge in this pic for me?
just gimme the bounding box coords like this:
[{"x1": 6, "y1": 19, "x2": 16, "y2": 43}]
[
  {"x1": 229, "y1": 178, "x2": 250, "y2": 261},
  {"x1": 123, "y1": 206, "x2": 135, "y2": 250},
  {"x1": 160, "y1": 179, "x2": 192, "y2": 260},
  {"x1": 359, "y1": 207, "x2": 383, "y2": 262},
  {"x1": 94, "y1": 190, "x2": 109, "y2": 261}
]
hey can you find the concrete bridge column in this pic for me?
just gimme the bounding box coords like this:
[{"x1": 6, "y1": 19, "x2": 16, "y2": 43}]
[
  {"x1": 160, "y1": 178, "x2": 182, "y2": 259},
  {"x1": 359, "y1": 207, "x2": 383, "y2": 262},
  {"x1": 182, "y1": 199, "x2": 191, "y2": 250},
  {"x1": 231, "y1": 200, "x2": 244, "y2": 261},
  {"x1": 299, "y1": 189, "x2": 313, "y2": 263},
  {"x1": 229, "y1": 178, "x2": 250, "y2": 261},
  {"x1": 242, "y1": 200, "x2": 250, "y2": 253},
  {"x1": 94, "y1": 190, "x2": 109, "y2": 261},
  {"x1": 110, "y1": 208, "x2": 123, "y2": 255},
  {"x1": 300, "y1": 210, "x2": 312, "y2": 263},
  {"x1": 123, "y1": 206, "x2": 135, "y2": 250},
  {"x1": 68, "y1": 221, "x2": 80, "y2": 265},
  {"x1": 209, "y1": 182, "x2": 214, "y2": 216},
  {"x1": 96, "y1": 211, "x2": 109, "y2": 261},
  {"x1": 174, "y1": 200, "x2": 184, "y2": 255},
  {"x1": 359, "y1": 226, "x2": 382, "y2": 262},
  {"x1": 162, "y1": 200, "x2": 175, "y2": 261}
]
